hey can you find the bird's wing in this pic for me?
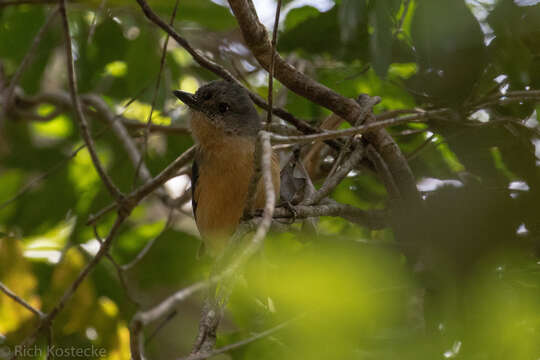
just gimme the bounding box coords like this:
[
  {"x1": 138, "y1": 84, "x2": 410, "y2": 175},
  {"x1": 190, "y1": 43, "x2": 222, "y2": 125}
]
[{"x1": 191, "y1": 156, "x2": 199, "y2": 221}]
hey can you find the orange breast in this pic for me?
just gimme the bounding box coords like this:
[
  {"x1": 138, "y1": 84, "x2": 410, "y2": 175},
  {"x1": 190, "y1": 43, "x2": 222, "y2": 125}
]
[{"x1": 194, "y1": 139, "x2": 280, "y2": 257}]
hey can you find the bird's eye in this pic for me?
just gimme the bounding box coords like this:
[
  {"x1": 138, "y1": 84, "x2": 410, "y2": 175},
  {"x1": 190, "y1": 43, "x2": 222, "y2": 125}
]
[
  {"x1": 218, "y1": 102, "x2": 230, "y2": 113},
  {"x1": 203, "y1": 92, "x2": 212, "y2": 100}
]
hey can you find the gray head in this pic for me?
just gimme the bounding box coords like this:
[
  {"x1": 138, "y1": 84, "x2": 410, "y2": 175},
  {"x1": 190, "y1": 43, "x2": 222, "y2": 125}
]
[{"x1": 173, "y1": 80, "x2": 261, "y2": 137}]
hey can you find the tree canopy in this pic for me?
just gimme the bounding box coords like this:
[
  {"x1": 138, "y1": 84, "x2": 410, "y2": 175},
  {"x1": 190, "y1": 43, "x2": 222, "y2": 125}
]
[{"x1": 0, "y1": 0, "x2": 539, "y2": 359}]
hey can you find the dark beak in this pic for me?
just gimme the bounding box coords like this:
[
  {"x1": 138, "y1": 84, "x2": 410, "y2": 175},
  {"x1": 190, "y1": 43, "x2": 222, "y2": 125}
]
[{"x1": 173, "y1": 90, "x2": 200, "y2": 110}]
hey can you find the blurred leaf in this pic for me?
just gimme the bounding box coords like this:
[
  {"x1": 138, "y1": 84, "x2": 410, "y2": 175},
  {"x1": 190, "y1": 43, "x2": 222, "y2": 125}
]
[
  {"x1": 122, "y1": 100, "x2": 171, "y2": 125},
  {"x1": 488, "y1": 0, "x2": 535, "y2": 90},
  {"x1": 141, "y1": 0, "x2": 237, "y2": 31},
  {"x1": 31, "y1": 113, "x2": 73, "y2": 140},
  {"x1": 124, "y1": 27, "x2": 161, "y2": 95},
  {"x1": 77, "y1": 14, "x2": 128, "y2": 93},
  {"x1": 370, "y1": 0, "x2": 394, "y2": 77},
  {"x1": 22, "y1": 216, "x2": 76, "y2": 264},
  {"x1": 338, "y1": 0, "x2": 367, "y2": 43},
  {"x1": 127, "y1": 229, "x2": 203, "y2": 288},
  {"x1": 104, "y1": 61, "x2": 127, "y2": 77},
  {"x1": 409, "y1": 0, "x2": 487, "y2": 104},
  {"x1": 279, "y1": 6, "x2": 370, "y2": 63},
  {"x1": 0, "y1": 238, "x2": 40, "y2": 334},
  {"x1": 284, "y1": 5, "x2": 320, "y2": 30}
]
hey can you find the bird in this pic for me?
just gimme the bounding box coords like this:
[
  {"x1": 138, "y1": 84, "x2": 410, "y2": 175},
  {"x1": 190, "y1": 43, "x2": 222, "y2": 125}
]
[{"x1": 174, "y1": 80, "x2": 280, "y2": 257}]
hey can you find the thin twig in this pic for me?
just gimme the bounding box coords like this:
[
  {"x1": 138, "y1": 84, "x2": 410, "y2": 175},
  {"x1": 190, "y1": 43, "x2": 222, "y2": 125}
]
[
  {"x1": 303, "y1": 141, "x2": 364, "y2": 205},
  {"x1": 145, "y1": 309, "x2": 178, "y2": 345},
  {"x1": 366, "y1": 144, "x2": 401, "y2": 200},
  {"x1": 93, "y1": 226, "x2": 139, "y2": 306},
  {"x1": 87, "y1": 0, "x2": 106, "y2": 43},
  {"x1": 133, "y1": 0, "x2": 334, "y2": 148},
  {"x1": 19, "y1": 90, "x2": 189, "y2": 134},
  {"x1": 134, "y1": 0, "x2": 180, "y2": 186},
  {"x1": 0, "y1": 126, "x2": 111, "y2": 211},
  {"x1": 0, "y1": 0, "x2": 59, "y2": 6},
  {"x1": 179, "y1": 317, "x2": 298, "y2": 360},
  {"x1": 0, "y1": 144, "x2": 85, "y2": 210},
  {"x1": 87, "y1": 146, "x2": 196, "y2": 225},
  {"x1": 271, "y1": 201, "x2": 388, "y2": 229},
  {"x1": 228, "y1": 0, "x2": 421, "y2": 202},
  {"x1": 11, "y1": 214, "x2": 127, "y2": 358},
  {"x1": 123, "y1": 208, "x2": 175, "y2": 271},
  {"x1": 407, "y1": 133, "x2": 437, "y2": 161},
  {"x1": 0, "y1": 282, "x2": 44, "y2": 318},
  {"x1": 4, "y1": 6, "x2": 59, "y2": 109},
  {"x1": 85, "y1": 94, "x2": 155, "y2": 181},
  {"x1": 265, "y1": 0, "x2": 282, "y2": 126},
  {"x1": 46, "y1": 215, "x2": 126, "y2": 321},
  {"x1": 269, "y1": 111, "x2": 436, "y2": 145},
  {"x1": 59, "y1": 0, "x2": 124, "y2": 201},
  {"x1": 130, "y1": 131, "x2": 277, "y2": 359}
]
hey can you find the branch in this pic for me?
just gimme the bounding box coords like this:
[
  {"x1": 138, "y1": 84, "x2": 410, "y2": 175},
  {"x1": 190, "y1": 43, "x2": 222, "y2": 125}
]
[
  {"x1": 303, "y1": 140, "x2": 364, "y2": 205},
  {"x1": 133, "y1": 0, "x2": 340, "y2": 150},
  {"x1": 82, "y1": 94, "x2": 154, "y2": 182},
  {"x1": 366, "y1": 144, "x2": 400, "y2": 200},
  {"x1": 87, "y1": 146, "x2": 196, "y2": 225},
  {"x1": 227, "y1": 0, "x2": 420, "y2": 203},
  {"x1": 20, "y1": 91, "x2": 189, "y2": 135},
  {"x1": 269, "y1": 111, "x2": 434, "y2": 144},
  {"x1": 0, "y1": 281, "x2": 44, "y2": 318},
  {"x1": 4, "y1": 6, "x2": 58, "y2": 110},
  {"x1": 10, "y1": 214, "x2": 127, "y2": 359},
  {"x1": 134, "y1": 0, "x2": 180, "y2": 185},
  {"x1": 93, "y1": 225, "x2": 140, "y2": 306},
  {"x1": 0, "y1": 0, "x2": 60, "y2": 6},
  {"x1": 0, "y1": 143, "x2": 87, "y2": 210},
  {"x1": 178, "y1": 317, "x2": 296, "y2": 360},
  {"x1": 228, "y1": 0, "x2": 362, "y2": 122},
  {"x1": 471, "y1": 89, "x2": 540, "y2": 110},
  {"x1": 59, "y1": 0, "x2": 123, "y2": 201},
  {"x1": 130, "y1": 132, "x2": 276, "y2": 359},
  {"x1": 265, "y1": 0, "x2": 282, "y2": 126},
  {"x1": 271, "y1": 202, "x2": 388, "y2": 229}
]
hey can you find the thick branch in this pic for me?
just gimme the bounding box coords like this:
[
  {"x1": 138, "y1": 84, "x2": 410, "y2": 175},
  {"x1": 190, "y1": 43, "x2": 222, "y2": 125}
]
[
  {"x1": 228, "y1": 0, "x2": 362, "y2": 122},
  {"x1": 133, "y1": 0, "x2": 340, "y2": 150},
  {"x1": 228, "y1": 0, "x2": 420, "y2": 203}
]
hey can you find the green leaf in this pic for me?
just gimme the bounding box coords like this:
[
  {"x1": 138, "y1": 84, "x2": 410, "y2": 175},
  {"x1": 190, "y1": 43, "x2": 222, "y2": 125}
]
[
  {"x1": 125, "y1": 26, "x2": 161, "y2": 95},
  {"x1": 370, "y1": 0, "x2": 394, "y2": 77},
  {"x1": 22, "y1": 216, "x2": 76, "y2": 264},
  {"x1": 279, "y1": 6, "x2": 370, "y2": 63},
  {"x1": 338, "y1": 0, "x2": 367, "y2": 43},
  {"x1": 284, "y1": 5, "x2": 320, "y2": 30}
]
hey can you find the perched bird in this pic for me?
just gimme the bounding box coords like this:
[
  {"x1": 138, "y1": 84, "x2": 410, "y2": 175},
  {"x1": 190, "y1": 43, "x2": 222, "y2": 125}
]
[{"x1": 174, "y1": 80, "x2": 280, "y2": 257}]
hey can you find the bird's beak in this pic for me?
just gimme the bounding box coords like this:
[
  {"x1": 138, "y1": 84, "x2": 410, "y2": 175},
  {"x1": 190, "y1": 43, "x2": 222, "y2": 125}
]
[{"x1": 173, "y1": 90, "x2": 200, "y2": 110}]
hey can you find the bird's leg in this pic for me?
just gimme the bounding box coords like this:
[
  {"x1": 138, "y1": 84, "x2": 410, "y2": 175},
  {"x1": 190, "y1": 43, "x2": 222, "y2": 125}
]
[{"x1": 283, "y1": 201, "x2": 298, "y2": 224}]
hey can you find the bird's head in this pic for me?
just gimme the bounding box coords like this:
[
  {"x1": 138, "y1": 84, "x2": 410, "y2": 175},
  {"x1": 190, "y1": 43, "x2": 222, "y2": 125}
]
[{"x1": 174, "y1": 80, "x2": 261, "y2": 137}]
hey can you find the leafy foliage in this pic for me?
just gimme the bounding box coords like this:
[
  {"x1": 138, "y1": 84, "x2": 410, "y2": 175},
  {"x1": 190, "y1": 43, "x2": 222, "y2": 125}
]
[{"x1": 0, "y1": 0, "x2": 540, "y2": 359}]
